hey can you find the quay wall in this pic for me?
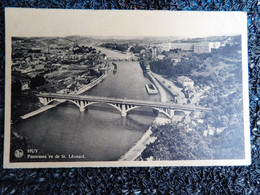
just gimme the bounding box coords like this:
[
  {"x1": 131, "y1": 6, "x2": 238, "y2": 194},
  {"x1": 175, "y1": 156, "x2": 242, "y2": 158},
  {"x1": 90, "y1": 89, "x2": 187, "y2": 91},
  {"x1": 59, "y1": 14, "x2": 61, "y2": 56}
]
[
  {"x1": 76, "y1": 72, "x2": 107, "y2": 94},
  {"x1": 151, "y1": 74, "x2": 176, "y2": 100}
]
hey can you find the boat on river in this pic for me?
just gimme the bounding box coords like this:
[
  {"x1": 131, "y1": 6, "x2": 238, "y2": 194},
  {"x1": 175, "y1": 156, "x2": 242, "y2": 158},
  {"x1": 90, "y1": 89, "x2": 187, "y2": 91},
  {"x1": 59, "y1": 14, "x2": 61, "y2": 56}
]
[{"x1": 145, "y1": 84, "x2": 158, "y2": 95}]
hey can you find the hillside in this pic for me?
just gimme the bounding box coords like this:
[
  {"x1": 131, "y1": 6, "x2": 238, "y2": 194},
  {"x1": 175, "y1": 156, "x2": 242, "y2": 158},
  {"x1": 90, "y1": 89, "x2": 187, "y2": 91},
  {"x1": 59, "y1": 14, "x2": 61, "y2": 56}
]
[{"x1": 141, "y1": 36, "x2": 245, "y2": 160}]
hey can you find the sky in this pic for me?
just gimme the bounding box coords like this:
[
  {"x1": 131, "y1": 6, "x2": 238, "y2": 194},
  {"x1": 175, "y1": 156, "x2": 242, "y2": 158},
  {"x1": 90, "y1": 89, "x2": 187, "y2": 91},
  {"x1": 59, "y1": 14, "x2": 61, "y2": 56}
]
[{"x1": 5, "y1": 8, "x2": 247, "y2": 38}]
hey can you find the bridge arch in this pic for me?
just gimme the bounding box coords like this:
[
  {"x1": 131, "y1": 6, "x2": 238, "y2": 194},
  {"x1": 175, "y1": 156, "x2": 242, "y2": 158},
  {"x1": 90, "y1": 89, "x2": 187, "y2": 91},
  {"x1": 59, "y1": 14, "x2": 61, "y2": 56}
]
[
  {"x1": 68, "y1": 99, "x2": 81, "y2": 108},
  {"x1": 107, "y1": 103, "x2": 124, "y2": 113},
  {"x1": 124, "y1": 105, "x2": 173, "y2": 119},
  {"x1": 66, "y1": 100, "x2": 125, "y2": 114},
  {"x1": 38, "y1": 97, "x2": 56, "y2": 106},
  {"x1": 68, "y1": 100, "x2": 96, "y2": 112},
  {"x1": 152, "y1": 107, "x2": 172, "y2": 119},
  {"x1": 128, "y1": 46, "x2": 147, "y2": 53},
  {"x1": 125, "y1": 105, "x2": 142, "y2": 113},
  {"x1": 46, "y1": 98, "x2": 56, "y2": 105}
]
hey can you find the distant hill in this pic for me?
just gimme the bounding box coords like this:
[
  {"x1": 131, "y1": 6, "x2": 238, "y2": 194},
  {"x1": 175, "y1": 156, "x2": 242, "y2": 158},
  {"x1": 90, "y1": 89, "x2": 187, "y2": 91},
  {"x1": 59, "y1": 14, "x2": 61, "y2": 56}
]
[{"x1": 172, "y1": 35, "x2": 241, "y2": 43}]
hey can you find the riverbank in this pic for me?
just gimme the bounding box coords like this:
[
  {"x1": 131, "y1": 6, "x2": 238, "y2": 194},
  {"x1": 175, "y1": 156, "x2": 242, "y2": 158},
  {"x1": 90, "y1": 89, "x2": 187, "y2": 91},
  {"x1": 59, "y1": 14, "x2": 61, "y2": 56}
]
[
  {"x1": 151, "y1": 72, "x2": 187, "y2": 104},
  {"x1": 19, "y1": 71, "x2": 108, "y2": 120},
  {"x1": 20, "y1": 101, "x2": 65, "y2": 119},
  {"x1": 119, "y1": 117, "x2": 170, "y2": 161},
  {"x1": 145, "y1": 72, "x2": 168, "y2": 103},
  {"x1": 119, "y1": 70, "x2": 173, "y2": 161},
  {"x1": 73, "y1": 71, "x2": 108, "y2": 94}
]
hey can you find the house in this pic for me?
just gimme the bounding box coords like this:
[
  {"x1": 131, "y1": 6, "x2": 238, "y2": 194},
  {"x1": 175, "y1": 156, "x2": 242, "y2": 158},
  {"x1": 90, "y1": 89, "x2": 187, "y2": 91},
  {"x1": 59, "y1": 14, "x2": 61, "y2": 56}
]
[
  {"x1": 20, "y1": 79, "x2": 30, "y2": 91},
  {"x1": 177, "y1": 76, "x2": 194, "y2": 88}
]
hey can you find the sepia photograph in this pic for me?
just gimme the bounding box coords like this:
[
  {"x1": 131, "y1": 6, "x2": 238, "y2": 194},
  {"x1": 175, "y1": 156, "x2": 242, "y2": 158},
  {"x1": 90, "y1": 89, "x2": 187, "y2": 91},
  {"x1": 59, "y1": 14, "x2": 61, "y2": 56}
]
[{"x1": 4, "y1": 8, "x2": 250, "y2": 168}]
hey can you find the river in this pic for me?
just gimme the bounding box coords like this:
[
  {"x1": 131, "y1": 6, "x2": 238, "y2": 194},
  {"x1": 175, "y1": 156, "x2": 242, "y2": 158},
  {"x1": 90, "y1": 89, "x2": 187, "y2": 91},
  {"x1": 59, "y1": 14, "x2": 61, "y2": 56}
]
[{"x1": 12, "y1": 47, "x2": 161, "y2": 161}]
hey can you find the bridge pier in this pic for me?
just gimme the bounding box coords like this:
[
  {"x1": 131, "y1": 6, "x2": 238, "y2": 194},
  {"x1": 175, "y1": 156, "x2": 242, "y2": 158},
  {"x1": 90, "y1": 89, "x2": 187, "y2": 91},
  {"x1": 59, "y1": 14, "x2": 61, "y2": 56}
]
[
  {"x1": 79, "y1": 106, "x2": 85, "y2": 112},
  {"x1": 38, "y1": 97, "x2": 47, "y2": 106},
  {"x1": 169, "y1": 109, "x2": 175, "y2": 118},
  {"x1": 79, "y1": 101, "x2": 85, "y2": 112},
  {"x1": 121, "y1": 104, "x2": 127, "y2": 117}
]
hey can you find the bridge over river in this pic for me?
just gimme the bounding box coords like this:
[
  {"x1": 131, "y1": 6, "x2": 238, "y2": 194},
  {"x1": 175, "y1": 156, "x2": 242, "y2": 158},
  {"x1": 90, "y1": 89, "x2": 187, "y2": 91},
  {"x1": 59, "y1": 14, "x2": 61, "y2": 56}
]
[{"x1": 37, "y1": 93, "x2": 210, "y2": 119}]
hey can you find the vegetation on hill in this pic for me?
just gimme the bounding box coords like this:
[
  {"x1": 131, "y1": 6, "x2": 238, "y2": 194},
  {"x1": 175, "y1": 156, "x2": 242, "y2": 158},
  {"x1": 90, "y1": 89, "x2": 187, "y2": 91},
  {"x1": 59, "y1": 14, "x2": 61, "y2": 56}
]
[
  {"x1": 141, "y1": 36, "x2": 245, "y2": 160},
  {"x1": 100, "y1": 43, "x2": 129, "y2": 52},
  {"x1": 150, "y1": 53, "x2": 210, "y2": 76},
  {"x1": 11, "y1": 91, "x2": 41, "y2": 121},
  {"x1": 141, "y1": 123, "x2": 213, "y2": 160}
]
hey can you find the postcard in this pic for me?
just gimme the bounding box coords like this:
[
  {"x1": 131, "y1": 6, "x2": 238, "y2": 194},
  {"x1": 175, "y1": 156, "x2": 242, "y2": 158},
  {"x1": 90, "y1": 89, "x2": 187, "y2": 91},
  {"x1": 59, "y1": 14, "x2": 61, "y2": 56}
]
[{"x1": 4, "y1": 8, "x2": 250, "y2": 168}]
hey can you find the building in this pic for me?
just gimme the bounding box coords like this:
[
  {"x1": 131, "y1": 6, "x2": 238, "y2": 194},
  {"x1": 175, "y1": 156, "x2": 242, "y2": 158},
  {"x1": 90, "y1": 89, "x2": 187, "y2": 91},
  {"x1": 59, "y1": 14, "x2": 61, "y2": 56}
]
[
  {"x1": 21, "y1": 79, "x2": 30, "y2": 91},
  {"x1": 160, "y1": 41, "x2": 221, "y2": 53},
  {"x1": 157, "y1": 43, "x2": 174, "y2": 51},
  {"x1": 194, "y1": 42, "x2": 211, "y2": 53},
  {"x1": 35, "y1": 64, "x2": 45, "y2": 70},
  {"x1": 177, "y1": 76, "x2": 194, "y2": 88},
  {"x1": 152, "y1": 47, "x2": 157, "y2": 59},
  {"x1": 194, "y1": 42, "x2": 221, "y2": 53},
  {"x1": 157, "y1": 54, "x2": 166, "y2": 60}
]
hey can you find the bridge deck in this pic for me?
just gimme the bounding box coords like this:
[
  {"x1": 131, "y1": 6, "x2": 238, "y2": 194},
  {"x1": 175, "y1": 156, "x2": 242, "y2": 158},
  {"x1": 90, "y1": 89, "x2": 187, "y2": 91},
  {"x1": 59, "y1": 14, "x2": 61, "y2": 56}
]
[{"x1": 36, "y1": 93, "x2": 211, "y2": 111}]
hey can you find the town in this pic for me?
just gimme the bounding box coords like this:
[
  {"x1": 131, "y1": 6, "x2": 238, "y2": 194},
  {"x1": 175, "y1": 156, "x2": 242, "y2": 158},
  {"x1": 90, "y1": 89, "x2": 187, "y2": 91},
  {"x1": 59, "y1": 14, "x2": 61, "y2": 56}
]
[{"x1": 12, "y1": 37, "x2": 107, "y2": 94}]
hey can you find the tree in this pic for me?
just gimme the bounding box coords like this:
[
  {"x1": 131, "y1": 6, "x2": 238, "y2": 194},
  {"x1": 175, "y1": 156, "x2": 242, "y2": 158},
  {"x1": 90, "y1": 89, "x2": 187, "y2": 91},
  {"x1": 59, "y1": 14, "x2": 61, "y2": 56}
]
[
  {"x1": 12, "y1": 80, "x2": 21, "y2": 93},
  {"x1": 141, "y1": 123, "x2": 213, "y2": 160},
  {"x1": 30, "y1": 75, "x2": 46, "y2": 90}
]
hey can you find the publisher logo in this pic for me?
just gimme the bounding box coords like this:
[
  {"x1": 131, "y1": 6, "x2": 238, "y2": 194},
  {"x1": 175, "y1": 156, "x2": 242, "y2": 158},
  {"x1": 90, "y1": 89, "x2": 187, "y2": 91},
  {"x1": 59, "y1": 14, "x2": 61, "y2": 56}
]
[{"x1": 14, "y1": 149, "x2": 24, "y2": 158}]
